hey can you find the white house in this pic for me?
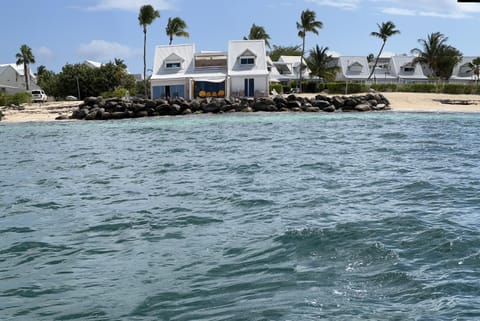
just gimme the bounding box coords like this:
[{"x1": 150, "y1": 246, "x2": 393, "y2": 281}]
[
  {"x1": 389, "y1": 55, "x2": 430, "y2": 83},
  {"x1": 228, "y1": 40, "x2": 269, "y2": 97},
  {"x1": 269, "y1": 56, "x2": 310, "y2": 85},
  {"x1": 150, "y1": 40, "x2": 268, "y2": 99},
  {"x1": 0, "y1": 63, "x2": 39, "y2": 94},
  {"x1": 450, "y1": 56, "x2": 478, "y2": 84}
]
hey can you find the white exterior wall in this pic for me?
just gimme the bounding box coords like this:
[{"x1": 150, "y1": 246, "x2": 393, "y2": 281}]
[
  {"x1": 0, "y1": 65, "x2": 39, "y2": 93},
  {"x1": 229, "y1": 75, "x2": 268, "y2": 97}
]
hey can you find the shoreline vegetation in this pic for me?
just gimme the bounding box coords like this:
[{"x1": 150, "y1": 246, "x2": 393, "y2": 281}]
[{"x1": 1, "y1": 92, "x2": 480, "y2": 123}]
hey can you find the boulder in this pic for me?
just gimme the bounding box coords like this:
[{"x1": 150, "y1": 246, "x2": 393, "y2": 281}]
[
  {"x1": 203, "y1": 102, "x2": 221, "y2": 113},
  {"x1": 135, "y1": 110, "x2": 149, "y2": 118},
  {"x1": 305, "y1": 106, "x2": 321, "y2": 112},
  {"x1": 322, "y1": 105, "x2": 336, "y2": 112},
  {"x1": 355, "y1": 103, "x2": 371, "y2": 112},
  {"x1": 311, "y1": 100, "x2": 331, "y2": 109},
  {"x1": 287, "y1": 100, "x2": 302, "y2": 109},
  {"x1": 332, "y1": 96, "x2": 345, "y2": 108},
  {"x1": 55, "y1": 115, "x2": 69, "y2": 120}
]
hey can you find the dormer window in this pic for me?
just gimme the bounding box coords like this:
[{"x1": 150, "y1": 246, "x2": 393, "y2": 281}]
[
  {"x1": 166, "y1": 61, "x2": 181, "y2": 69},
  {"x1": 240, "y1": 56, "x2": 255, "y2": 65},
  {"x1": 347, "y1": 62, "x2": 363, "y2": 73},
  {"x1": 401, "y1": 64, "x2": 415, "y2": 73}
]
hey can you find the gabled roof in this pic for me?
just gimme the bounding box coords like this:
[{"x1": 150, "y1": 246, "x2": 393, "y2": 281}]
[
  {"x1": 151, "y1": 44, "x2": 195, "y2": 79},
  {"x1": 228, "y1": 40, "x2": 268, "y2": 76},
  {"x1": 337, "y1": 56, "x2": 370, "y2": 79},
  {"x1": 278, "y1": 56, "x2": 305, "y2": 68},
  {"x1": 165, "y1": 53, "x2": 185, "y2": 62},
  {"x1": 0, "y1": 63, "x2": 35, "y2": 77},
  {"x1": 84, "y1": 60, "x2": 103, "y2": 68},
  {"x1": 239, "y1": 49, "x2": 257, "y2": 58},
  {"x1": 390, "y1": 55, "x2": 428, "y2": 79},
  {"x1": 451, "y1": 56, "x2": 478, "y2": 80}
]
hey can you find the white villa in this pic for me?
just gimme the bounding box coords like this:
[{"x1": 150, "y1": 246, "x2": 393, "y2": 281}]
[
  {"x1": 0, "y1": 63, "x2": 39, "y2": 94},
  {"x1": 150, "y1": 40, "x2": 269, "y2": 99},
  {"x1": 268, "y1": 55, "x2": 311, "y2": 85},
  {"x1": 327, "y1": 54, "x2": 479, "y2": 84}
]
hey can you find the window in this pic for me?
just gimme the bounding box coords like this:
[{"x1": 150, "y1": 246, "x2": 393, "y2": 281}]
[
  {"x1": 240, "y1": 57, "x2": 255, "y2": 65},
  {"x1": 402, "y1": 66, "x2": 415, "y2": 73},
  {"x1": 166, "y1": 62, "x2": 181, "y2": 69}
]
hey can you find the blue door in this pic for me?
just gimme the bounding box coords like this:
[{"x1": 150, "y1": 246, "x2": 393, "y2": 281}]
[{"x1": 244, "y1": 78, "x2": 254, "y2": 97}]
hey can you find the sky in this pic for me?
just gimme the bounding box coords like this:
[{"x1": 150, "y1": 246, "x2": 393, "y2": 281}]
[{"x1": 2, "y1": 0, "x2": 480, "y2": 74}]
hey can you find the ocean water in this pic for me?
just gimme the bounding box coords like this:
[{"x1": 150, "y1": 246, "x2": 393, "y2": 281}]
[{"x1": 1, "y1": 112, "x2": 480, "y2": 320}]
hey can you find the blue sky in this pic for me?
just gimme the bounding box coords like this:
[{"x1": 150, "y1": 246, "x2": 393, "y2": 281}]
[{"x1": 3, "y1": 0, "x2": 480, "y2": 74}]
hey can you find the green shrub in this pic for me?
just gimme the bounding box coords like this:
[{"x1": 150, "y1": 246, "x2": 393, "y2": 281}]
[
  {"x1": 370, "y1": 83, "x2": 398, "y2": 92},
  {"x1": 0, "y1": 92, "x2": 31, "y2": 106},
  {"x1": 282, "y1": 85, "x2": 291, "y2": 94},
  {"x1": 0, "y1": 93, "x2": 7, "y2": 106},
  {"x1": 303, "y1": 81, "x2": 318, "y2": 93},
  {"x1": 326, "y1": 82, "x2": 366, "y2": 94},
  {"x1": 101, "y1": 87, "x2": 129, "y2": 99},
  {"x1": 11, "y1": 92, "x2": 31, "y2": 105},
  {"x1": 400, "y1": 83, "x2": 437, "y2": 93},
  {"x1": 269, "y1": 83, "x2": 283, "y2": 94}
]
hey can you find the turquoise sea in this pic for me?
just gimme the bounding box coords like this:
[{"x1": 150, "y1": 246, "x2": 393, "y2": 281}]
[{"x1": 1, "y1": 112, "x2": 480, "y2": 320}]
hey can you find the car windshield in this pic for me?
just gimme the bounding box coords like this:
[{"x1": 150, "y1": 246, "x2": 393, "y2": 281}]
[{"x1": 32, "y1": 91, "x2": 41, "y2": 94}]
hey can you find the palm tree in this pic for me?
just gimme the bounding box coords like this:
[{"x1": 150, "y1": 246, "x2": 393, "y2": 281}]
[
  {"x1": 138, "y1": 4, "x2": 160, "y2": 97},
  {"x1": 296, "y1": 9, "x2": 323, "y2": 92},
  {"x1": 243, "y1": 23, "x2": 271, "y2": 49},
  {"x1": 114, "y1": 58, "x2": 127, "y2": 70},
  {"x1": 306, "y1": 45, "x2": 339, "y2": 81},
  {"x1": 166, "y1": 17, "x2": 190, "y2": 45},
  {"x1": 16, "y1": 44, "x2": 36, "y2": 91},
  {"x1": 367, "y1": 21, "x2": 400, "y2": 81},
  {"x1": 411, "y1": 32, "x2": 462, "y2": 81},
  {"x1": 468, "y1": 57, "x2": 480, "y2": 86}
]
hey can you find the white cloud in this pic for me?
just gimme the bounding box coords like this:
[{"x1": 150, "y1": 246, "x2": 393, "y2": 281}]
[
  {"x1": 87, "y1": 0, "x2": 174, "y2": 11},
  {"x1": 307, "y1": 0, "x2": 480, "y2": 18},
  {"x1": 382, "y1": 7, "x2": 416, "y2": 16},
  {"x1": 35, "y1": 46, "x2": 55, "y2": 62},
  {"x1": 375, "y1": 0, "x2": 480, "y2": 19},
  {"x1": 306, "y1": 0, "x2": 360, "y2": 10},
  {"x1": 77, "y1": 40, "x2": 140, "y2": 61}
]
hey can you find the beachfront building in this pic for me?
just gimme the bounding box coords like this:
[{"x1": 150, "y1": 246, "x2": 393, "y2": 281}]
[
  {"x1": 0, "y1": 63, "x2": 39, "y2": 94},
  {"x1": 450, "y1": 56, "x2": 479, "y2": 84},
  {"x1": 150, "y1": 40, "x2": 268, "y2": 99},
  {"x1": 332, "y1": 55, "x2": 433, "y2": 83},
  {"x1": 268, "y1": 56, "x2": 311, "y2": 85},
  {"x1": 389, "y1": 55, "x2": 431, "y2": 83},
  {"x1": 334, "y1": 56, "x2": 371, "y2": 82}
]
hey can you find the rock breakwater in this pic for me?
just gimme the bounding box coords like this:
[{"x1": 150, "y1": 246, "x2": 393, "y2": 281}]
[{"x1": 68, "y1": 93, "x2": 391, "y2": 121}]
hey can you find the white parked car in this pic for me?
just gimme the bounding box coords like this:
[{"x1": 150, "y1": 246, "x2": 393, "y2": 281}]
[{"x1": 31, "y1": 90, "x2": 48, "y2": 102}]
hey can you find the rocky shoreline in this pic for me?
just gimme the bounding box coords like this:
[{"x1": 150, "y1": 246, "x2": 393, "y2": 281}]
[{"x1": 66, "y1": 93, "x2": 391, "y2": 121}]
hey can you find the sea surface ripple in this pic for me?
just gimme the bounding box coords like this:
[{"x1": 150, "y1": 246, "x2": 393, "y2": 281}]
[{"x1": 1, "y1": 112, "x2": 480, "y2": 320}]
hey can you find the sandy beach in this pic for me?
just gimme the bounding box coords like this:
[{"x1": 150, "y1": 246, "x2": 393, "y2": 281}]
[{"x1": 2, "y1": 92, "x2": 480, "y2": 123}]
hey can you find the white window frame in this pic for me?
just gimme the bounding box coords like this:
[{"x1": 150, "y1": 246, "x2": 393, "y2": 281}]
[
  {"x1": 165, "y1": 61, "x2": 182, "y2": 69},
  {"x1": 240, "y1": 56, "x2": 255, "y2": 66}
]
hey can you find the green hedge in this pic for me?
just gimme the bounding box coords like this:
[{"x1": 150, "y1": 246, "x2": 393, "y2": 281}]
[
  {"x1": 325, "y1": 82, "x2": 367, "y2": 94},
  {"x1": 0, "y1": 92, "x2": 31, "y2": 106}
]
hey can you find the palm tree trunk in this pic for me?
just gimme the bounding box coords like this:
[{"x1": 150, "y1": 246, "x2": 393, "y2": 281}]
[
  {"x1": 299, "y1": 35, "x2": 305, "y2": 92},
  {"x1": 143, "y1": 27, "x2": 147, "y2": 98},
  {"x1": 169, "y1": 35, "x2": 173, "y2": 45},
  {"x1": 23, "y1": 62, "x2": 29, "y2": 91},
  {"x1": 367, "y1": 41, "x2": 386, "y2": 81}
]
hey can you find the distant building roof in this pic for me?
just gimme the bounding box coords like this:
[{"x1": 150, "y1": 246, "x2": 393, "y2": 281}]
[{"x1": 84, "y1": 60, "x2": 103, "y2": 68}]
